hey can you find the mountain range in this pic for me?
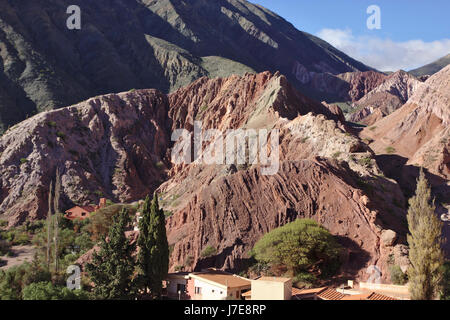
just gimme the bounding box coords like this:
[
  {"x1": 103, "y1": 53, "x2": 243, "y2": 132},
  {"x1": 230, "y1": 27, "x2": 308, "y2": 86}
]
[
  {"x1": 0, "y1": 0, "x2": 374, "y2": 133},
  {"x1": 409, "y1": 54, "x2": 450, "y2": 77}
]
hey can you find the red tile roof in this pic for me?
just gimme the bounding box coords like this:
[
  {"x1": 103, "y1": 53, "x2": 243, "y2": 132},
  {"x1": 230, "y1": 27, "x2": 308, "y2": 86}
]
[
  {"x1": 366, "y1": 292, "x2": 397, "y2": 300},
  {"x1": 317, "y1": 288, "x2": 347, "y2": 300}
]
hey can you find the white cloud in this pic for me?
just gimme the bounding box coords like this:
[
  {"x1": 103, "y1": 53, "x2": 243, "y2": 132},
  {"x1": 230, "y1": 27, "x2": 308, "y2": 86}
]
[{"x1": 317, "y1": 28, "x2": 450, "y2": 71}]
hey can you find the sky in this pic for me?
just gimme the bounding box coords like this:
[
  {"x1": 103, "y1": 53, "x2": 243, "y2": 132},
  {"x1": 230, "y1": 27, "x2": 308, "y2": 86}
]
[{"x1": 251, "y1": 0, "x2": 450, "y2": 71}]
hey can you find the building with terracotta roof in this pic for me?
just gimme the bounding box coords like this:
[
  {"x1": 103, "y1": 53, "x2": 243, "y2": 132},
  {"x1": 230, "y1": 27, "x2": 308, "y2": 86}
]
[
  {"x1": 293, "y1": 286, "x2": 398, "y2": 300},
  {"x1": 317, "y1": 288, "x2": 347, "y2": 300},
  {"x1": 64, "y1": 198, "x2": 107, "y2": 220},
  {"x1": 340, "y1": 292, "x2": 397, "y2": 300}
]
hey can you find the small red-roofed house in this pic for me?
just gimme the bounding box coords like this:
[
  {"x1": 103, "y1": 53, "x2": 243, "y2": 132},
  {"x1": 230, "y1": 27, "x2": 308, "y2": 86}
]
[{"x1": 64, "y1": 198, "x2": 108, "y2": 221}]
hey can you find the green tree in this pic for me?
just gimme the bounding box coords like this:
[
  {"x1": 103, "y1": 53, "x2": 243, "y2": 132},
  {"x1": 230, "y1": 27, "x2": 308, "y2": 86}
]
[
  {"x1": 441, "y1": 261, "x2": 450, "y2": 300},
  {"x1": 251, "y1": 219, "x2": 341, "y2": 277},
  {"x1": 407, "y1": 169, "x2": 444, "y2": 300},
  {"x1": 22, "y1": 281, "x2": 89, "y2": 300},
  {"x1": 86, "y1": 208, "x2": 136, "y2": 300},
  {"x1": 0, "y1": 260, "x2": 51, "y2": 300},
  {"x1": 136, "y1": 193, "x2": 169, "y2": 299}
]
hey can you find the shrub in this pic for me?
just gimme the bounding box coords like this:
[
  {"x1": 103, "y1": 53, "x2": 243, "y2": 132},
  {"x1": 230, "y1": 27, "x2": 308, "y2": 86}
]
[
  {"x1": 164, "y1": 210, "x2": 173, "y2": 218},
  {"x1": 0, "y1": 240, "x2": 11, "y2": 256},
  {"x1": 22, "y1": 281, "x2": 90, "y2": 300},
  {"x1": 56, "y1": 131, "x2": 66, "y2": 140},
  {"x1": 47, "y1": 121, "x2": 57, "y2": 128},
  {"x1": 0, "y1": 262, "x2": 52, "y2": 299},
  {"x1": 20, "y1": 158, "x2": 28, "y2": 164},
  {"x1": 174, "y1": 265, "x2": 184, "y2": 272},
  {"x1": 390, "y1": 265, "x2": 408, "y2": 285},
  {"x1": 252, "y1": 219, "x2": 342, "y2": 276},
  {"x1": 358, "y1": 156, "x2": 372, "y2": 167},
  {"x1": 385, "y1": 146, "x2": 396, "y2": 154},
  {"x1": 293, "y1": 272, "x2": 317, "y2": 288},
  {"x1": 185, "y1": 255, "x2": 194, "y2": 267},
  {"x1": 155, "y1": 161, "x2": 165, "y2": 170},
  {"x1": 0, "y1": 219, "x2": 7, "y2": 228},
  {"x1": 332, "y1": 151, "x2": 342, "y2": 159},
  {"x1": 201, "y1": 245, "x2": 217, "y2": 258}
]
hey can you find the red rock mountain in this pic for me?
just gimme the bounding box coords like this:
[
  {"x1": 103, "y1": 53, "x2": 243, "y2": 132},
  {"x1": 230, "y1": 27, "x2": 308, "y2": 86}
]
[
  {"x1": 360, "y1": 65, "x2": 450, "y2": 254},
  {"x1": 349, "y1": 70, "x2": 422, "y2": 125},
  {"x1": 361, "y1": 65, "x2": 450, "y2": 180},
  {"x1": 0, "y1": 72, "x2": 409, "y2": 282}
]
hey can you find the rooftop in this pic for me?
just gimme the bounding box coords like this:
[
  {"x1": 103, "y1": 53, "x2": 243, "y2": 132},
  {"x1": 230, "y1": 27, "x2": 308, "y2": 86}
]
[{"x1": 190, "y1": 270, "x2": 251, "y2": 289}]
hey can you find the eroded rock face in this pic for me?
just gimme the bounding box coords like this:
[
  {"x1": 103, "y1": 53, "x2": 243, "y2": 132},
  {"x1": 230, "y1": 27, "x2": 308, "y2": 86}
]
[
  {"x1": 1, "y1": 71, "x2": 408, "y2": 282},
  {"x1": 163, "y1": 159, "x2": 406, "y2": 282},
  {"x1": 360, "y1": 66, "x2": 450, "y2": 257},
  {"x1": 336, "y1": 71, "x2": 389, "y2": 102},
  {"x1": 158, "y1": 72, "x2": 407, "y2": 282},
  {"x1": 361, "y1": 65, "x2": 450, "y2": 179},
  {"x1": 295, "y1": 70, "x2": 387, "y2": 103},
  {"x1": 0, "y1": 90, "x2": 170, "y2": 225},
  {"x1": 349, "y1": 70, "x2": 422, "y2": 125}
]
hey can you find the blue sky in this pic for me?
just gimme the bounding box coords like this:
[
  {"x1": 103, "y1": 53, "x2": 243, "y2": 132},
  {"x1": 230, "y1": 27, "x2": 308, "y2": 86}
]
[{"x1": 252, "y1": 0, "x2": 450, "y2": 71}]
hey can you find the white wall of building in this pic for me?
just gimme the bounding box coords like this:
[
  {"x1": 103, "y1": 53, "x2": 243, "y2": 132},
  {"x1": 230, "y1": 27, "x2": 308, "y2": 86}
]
[{"x1": 193, "y1": 278, "x2": 228, "y2": 300}]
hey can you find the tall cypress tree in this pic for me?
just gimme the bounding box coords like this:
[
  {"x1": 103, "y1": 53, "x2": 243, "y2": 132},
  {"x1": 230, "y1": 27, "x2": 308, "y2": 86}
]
[
  {"x1": 46, "y1": 181, "x2": 53, "y2": 270},
  {"x1": 407, "y1": 169, "x2": 444, "y2": 300},
  {"x1": 137, "y1": 193, "x2": 169, "y2": 299},
  {"x1": 86, "y1": 208, "x2": 136, "y2": 300},
  {"x1": 53, "y1": 168, "x2": 61, "y2": 273}
]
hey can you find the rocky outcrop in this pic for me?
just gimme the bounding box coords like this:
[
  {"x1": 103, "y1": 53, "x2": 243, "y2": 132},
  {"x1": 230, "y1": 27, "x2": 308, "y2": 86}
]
[
  {"x1": 0, "y1": 90, "x2": 171, "y2": 225},
  {"x1": 361, "y1": 65, "x2": 450, "y2": 179},
  {"x1": 293, "y1": 70, "x2": 386, "y2": 103},
  {"x1": 360, "y1": 66, "x2": 450, "y2": 257},
  {"x1": 336, "y1": 71, "x2": 389, "y2": 102},
  {"x1": 349, "y1": 70, "x2": 422, "y2": 125},
  {"x1": 381, "y1": 229, "x2": 397, "y2": 247}
]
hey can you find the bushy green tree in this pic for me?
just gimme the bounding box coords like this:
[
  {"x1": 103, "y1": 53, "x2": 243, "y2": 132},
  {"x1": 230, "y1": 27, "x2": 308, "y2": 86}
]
[
  {"x1": 22, "y1": 281, "x2": 89, "y2": 300},
  {"x1": 0, "y1": 259, "x2": 51, "y2": 300},
  {"x1": 86, "y1": 208, "x2": 136, "y2": 300},
  {"x1": 407, "y1": 169, "x2": 444, "y2": 300},
  {"x1": 136, "y1": 193, "x2": 169, "y2": 299},
  {"x1": 252, "y1": 219, "x2": 341, "y2": 277},
  {"x1": 441, "y1": 261, "x2": 450, "y2": 300}
]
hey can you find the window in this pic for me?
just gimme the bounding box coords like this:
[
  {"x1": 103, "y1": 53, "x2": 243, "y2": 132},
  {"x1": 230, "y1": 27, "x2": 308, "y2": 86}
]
[{"x1": 195, "y1": 287, "x2": 202, "y2": 294}]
